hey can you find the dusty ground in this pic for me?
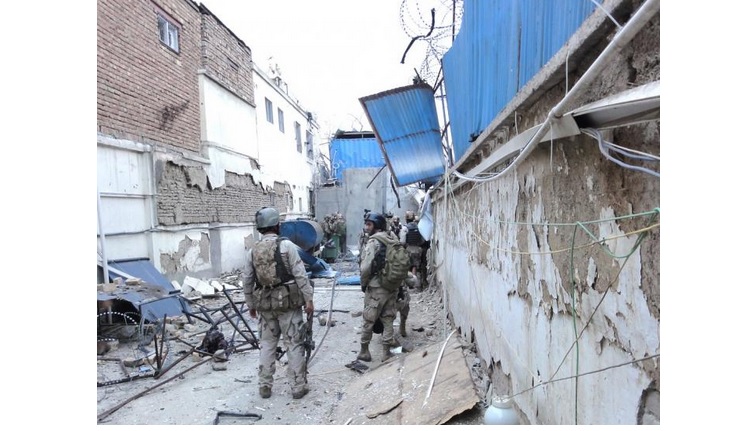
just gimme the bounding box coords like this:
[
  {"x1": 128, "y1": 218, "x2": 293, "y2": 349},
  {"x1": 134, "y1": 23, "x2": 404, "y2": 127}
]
[{"x1": 96, "y1": 256, "x2": 488, "y2": 426}]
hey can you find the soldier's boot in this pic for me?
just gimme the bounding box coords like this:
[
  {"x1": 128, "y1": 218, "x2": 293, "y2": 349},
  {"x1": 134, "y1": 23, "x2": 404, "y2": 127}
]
[
  {"x1": 357, "y1": 343, "x2": 371, "y2": 362},
  {"x1": 383, "y1": 344, "x2": 394, "y2": 360},
  {"x1": 292, "y1": 387, "x2": 309, "y2": 399},
  {"x1": 399, "y1": 318, "x2": 407, "y2": 337},
  {"x1": 259, "y1": 386, "x2": 272, "y2": 399}
]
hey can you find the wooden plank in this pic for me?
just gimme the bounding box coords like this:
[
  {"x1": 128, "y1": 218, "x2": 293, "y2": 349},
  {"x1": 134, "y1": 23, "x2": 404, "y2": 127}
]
[{"x1": 332, "y1": 334, "x2": 480, "y2": 425}]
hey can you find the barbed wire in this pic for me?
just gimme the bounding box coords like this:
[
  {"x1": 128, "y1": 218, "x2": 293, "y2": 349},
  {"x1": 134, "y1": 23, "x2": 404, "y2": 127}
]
[{"x1": 399, "y1": 0, "x2": 464, "y2": 84}]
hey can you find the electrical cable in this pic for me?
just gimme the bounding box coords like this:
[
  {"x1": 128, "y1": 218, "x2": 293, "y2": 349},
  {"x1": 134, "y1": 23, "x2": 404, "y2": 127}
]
[
  {"x1": 582, "y1": 128, "x2": 660, "y2": 178},
  {"x1": 436, "y1": 174, "x2": 660, "y2": 413}
]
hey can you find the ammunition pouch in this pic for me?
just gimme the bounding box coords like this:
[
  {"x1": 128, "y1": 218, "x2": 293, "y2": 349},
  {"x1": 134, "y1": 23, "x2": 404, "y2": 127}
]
[{"x1": 254, "y1": 282, "x2": 305, "y2": 312}]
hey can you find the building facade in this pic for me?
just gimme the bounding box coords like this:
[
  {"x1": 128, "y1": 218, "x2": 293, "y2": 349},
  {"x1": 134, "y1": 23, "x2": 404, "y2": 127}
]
[{"x1": 97, "y1": 0, "x2": 322, "y2": 282}]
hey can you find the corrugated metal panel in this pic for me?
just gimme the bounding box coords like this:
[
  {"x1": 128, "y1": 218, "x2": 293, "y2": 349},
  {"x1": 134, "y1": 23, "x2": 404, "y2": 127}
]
[
  {"x1": 102, "y1": 259, "x2": 187, "y2": 321},
  {"x1": 443, "y1": 0, "x2": 596, "y2": 162},
  {"x1": 108, "y1": 259, "x2": 175, "y2": 293},
  {"x1": 328, "y1": 134, "x2": 384, "y2": 181},
  {"x1": 359, "y1": 83, "x2": 445, "y2": 187}
]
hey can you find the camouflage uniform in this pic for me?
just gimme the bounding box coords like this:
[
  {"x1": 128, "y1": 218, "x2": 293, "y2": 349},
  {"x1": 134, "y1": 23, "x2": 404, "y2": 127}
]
[
  {"x1": 396, "y1": 272, "x2": 419, "y2": 337},
  {"x1": 359, "y1": 230, "x2": 401, "y2": 355},
  {"x1": 401, "y1": 221, "x2": 426, "y2": 287},
  {"x1": 243, "y1": 233, "x2": 313, "y2": 397},
  {"x1": 332, "y1": 212, "x2": 347, "y2": 253}
]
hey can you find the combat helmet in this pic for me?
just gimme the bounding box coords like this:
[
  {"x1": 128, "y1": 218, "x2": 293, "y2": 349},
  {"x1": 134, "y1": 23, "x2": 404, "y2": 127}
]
[
  {"x1": 255, "y1": 207, "x2": 280, "y2": 229},
  {"x1": 364, "y1": 212, "x2": 387, "y2": 231}
]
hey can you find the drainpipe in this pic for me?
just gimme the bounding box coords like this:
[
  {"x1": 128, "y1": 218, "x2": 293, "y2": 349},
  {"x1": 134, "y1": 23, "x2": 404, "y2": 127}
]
[
  {"x1": 97, "y1": 188, "x2": 110, "y2": 283},
  {"x1": 489, "y1": 0, "x2": 659, "y2": 177}
]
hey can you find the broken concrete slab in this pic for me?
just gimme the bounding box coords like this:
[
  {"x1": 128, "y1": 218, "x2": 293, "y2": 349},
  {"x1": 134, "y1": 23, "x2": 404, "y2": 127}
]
[
  {"x1": 331, "y1": 333, "x2": 480, "y2": 425},
  {"x1": 210, "y1": 280, "x2": 224, "y2": 292}
]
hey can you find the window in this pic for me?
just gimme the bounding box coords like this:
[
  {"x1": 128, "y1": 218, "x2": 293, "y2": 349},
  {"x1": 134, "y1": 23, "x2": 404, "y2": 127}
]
[
  {"x1": 265, "y1": 98, "x2": 274, "y2": 123},
  {"x1": 157, "y1": 12, "x2": 179, "y2": 52},
  {"x1": 294, "y1": 122, "x2": 302, "y2": 153},
  {"x1": 278, "y1": 108, "x2": 285, "y2": 133},
  {"x1": 305, "y1": 131, "x2": 314, "y2": 159}
]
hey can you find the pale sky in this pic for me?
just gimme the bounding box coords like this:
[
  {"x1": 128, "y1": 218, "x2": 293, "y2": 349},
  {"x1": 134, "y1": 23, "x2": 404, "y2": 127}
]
[{"x1": 199, "y1": 0, "x2": 457, "y2": 138}]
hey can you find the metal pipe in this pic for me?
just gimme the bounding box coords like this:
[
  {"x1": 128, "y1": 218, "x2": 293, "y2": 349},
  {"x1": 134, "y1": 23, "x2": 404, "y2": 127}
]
[
  {"x1": 97, "y1": 188, "x2": 110, "y2": 283},
  {"x1": 98, "y1": 356, "x2": 213, "y2": 422},
  {"x1": 491, "y1": 0, "x2": 659, "y2": 178}
]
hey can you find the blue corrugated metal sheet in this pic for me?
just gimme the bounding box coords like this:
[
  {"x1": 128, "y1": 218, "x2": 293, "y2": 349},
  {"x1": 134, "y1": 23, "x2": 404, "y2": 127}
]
[
  {"x1": 443, "y1": 0, "x2": 596, "y2": 162},
  {"x1": 108, "y1": 259, "x2": 176, "y2": 293},
  {"x1": 328, "y1": 133, "x2": 384, "y2": 181},
  {"x1": 359, "y1": 83, "x2": 445, "y2": 187}
]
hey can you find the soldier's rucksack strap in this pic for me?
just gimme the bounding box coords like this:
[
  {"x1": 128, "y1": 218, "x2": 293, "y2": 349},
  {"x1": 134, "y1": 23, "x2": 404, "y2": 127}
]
[{"x1": 275, "y1": 237, "x2": 295, "y2": 284}]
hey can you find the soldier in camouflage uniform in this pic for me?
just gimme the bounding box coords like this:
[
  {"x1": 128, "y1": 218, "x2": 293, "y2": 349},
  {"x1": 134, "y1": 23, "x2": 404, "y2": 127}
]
[
  {"x1": 244, "y1": 207, "x2": 314, "y2": 400},
  {"x1": 396, "y1": 272, "x2": 419, "y2": 337},
  {"x1": 357, "y1": 212, "x2": 401, "y2": 362},
  {"x1": 400, "y1": 210, "x2": 426, "y2": 290}
]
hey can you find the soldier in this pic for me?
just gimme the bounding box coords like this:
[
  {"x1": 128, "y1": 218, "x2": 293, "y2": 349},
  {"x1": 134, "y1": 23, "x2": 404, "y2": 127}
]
[
  {"x1": 244, "y1": 207, "x2": 314, "y2": 400},
  {"x1": 396, "y1": 272, "x2": 420, "y2": 337},
  {"x1": 357, "y1": 212, "x2": 401, "y2": 362},
  {"x1": 391, "y1": 216, "x2": 403, "y2": 238},
  {"x1": 400, "y1": 210, "x2": 427, "y2": 290},
  {"x1": 333, "y1": 211, "x2": 347, "y2": 254}
]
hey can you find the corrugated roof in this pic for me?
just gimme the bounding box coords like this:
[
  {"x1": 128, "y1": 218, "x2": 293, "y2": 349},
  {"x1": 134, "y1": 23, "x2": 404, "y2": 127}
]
[
  {"x1": 359, "y1": 83, "x2": 445, "y2": 187},
  {"x1": 328, "y1": 132, "x2": 384, "y2": 181},
  {"x1": 442, "y1": 0, "x2": 596, "y2": 162}
]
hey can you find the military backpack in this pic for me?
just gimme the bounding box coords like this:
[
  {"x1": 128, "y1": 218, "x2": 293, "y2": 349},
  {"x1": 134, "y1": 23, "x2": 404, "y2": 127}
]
[{"x1": 372, "y1": 237, "x2": 410, "y2": 291}]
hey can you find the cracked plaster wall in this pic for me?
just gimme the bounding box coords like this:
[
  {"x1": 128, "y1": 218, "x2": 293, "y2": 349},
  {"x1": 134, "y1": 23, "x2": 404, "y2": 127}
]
[
  {"x1": 152, "y1": 160, "x2": 290, "y2": 279},
  {"x1": 432, "y1": 4, "x2": 659, "y2": 424}
]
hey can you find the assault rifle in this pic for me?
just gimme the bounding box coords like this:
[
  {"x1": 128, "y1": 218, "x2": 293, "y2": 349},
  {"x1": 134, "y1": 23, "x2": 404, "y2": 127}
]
[{"x1": 302, "y1": 312, "x2": 315, "y2": 383}]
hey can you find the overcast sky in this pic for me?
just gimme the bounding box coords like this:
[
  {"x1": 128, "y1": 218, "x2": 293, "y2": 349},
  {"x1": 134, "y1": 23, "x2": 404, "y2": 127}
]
[{"x1": 199, "y1": 0, "x2": 457, "y2": 139}]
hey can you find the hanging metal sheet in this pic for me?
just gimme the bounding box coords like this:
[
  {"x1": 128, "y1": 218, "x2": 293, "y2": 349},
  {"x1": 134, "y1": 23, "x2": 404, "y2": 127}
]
[{"x1": 360, "y1": 83, "x2": 445, "y2": 187}]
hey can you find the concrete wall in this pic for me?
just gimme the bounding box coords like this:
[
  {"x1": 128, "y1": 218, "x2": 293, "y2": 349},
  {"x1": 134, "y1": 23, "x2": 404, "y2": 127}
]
[
  {"x1": 314, "y1": 167, "x2": 423, "y2": 250},
  {"x1": 430, "y1": 0, "x2": 660, "y2": 425},
  {"x1": 200, "y1": 76, "x2": 259, "y2": 163}
]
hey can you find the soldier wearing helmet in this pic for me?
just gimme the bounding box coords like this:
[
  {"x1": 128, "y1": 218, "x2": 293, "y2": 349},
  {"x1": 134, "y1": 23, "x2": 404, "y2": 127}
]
[
  {"x1": 400, "y1": 210, "x2": 426, "y2": 289},
  {"x1": 243, "y1": 207, "x2": 314, "y2": 400},
  {"x1": 357, "y1": 212, "x2": 401, "y2": 362}
]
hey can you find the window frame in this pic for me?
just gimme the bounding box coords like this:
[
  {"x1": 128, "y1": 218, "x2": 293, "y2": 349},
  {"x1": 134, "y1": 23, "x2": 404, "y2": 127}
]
[
  {"x1": 278, "y1": 108, "x2": 285, "y2": 133},
  {"x1": 265, "y1": 98, "x2": 274, "y2": 124},
  {"x1": 305, "y1": 130, "x2": 314, "y2": 160},
  {"x1": 294, "y1": 121, "x2": 302, "y2": 153},
  {"x1": 154, "y1": 6, "x2": 180, "y2": 53}
]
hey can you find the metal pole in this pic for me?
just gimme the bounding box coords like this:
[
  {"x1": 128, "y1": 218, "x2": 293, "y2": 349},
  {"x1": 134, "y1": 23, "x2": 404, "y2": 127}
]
[{"x1": 97, "y1": 188, "x2": 110, "y2": 283}]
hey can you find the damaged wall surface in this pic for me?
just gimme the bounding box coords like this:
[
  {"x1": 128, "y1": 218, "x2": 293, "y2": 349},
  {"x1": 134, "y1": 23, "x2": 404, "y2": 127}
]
[
  {"x1": 98, "y1": 0, "x2": 325, "y2": 284},
  {"x1": 431, "y1": 0, "x2": 659, "y2": 425}
]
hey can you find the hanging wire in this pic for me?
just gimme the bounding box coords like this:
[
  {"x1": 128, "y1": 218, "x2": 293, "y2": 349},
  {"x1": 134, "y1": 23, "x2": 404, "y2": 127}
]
[
  {"x1": 436, "y1": 172, "x2": 660, "y2": 419},
  {"x1": 582, "y1": 128, "x2": 660, "y2": 178}
]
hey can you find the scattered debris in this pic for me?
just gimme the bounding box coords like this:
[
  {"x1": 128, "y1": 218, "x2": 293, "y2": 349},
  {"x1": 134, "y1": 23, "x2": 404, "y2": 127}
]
[
  {"x1": 198, "y1": 328, "x2": 228, "y2": 355},
  {"x1": 212, "y1": 411, "x2": 262, "y2": 425},
  {"x1": 344, "y1": 360, "x2": 369, "y2": 374}
]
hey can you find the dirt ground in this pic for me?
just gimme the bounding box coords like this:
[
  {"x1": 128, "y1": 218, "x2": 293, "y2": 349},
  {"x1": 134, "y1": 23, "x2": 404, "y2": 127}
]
[{"x1": 96, "y1": 256, "x2": 489, "y2": 426}]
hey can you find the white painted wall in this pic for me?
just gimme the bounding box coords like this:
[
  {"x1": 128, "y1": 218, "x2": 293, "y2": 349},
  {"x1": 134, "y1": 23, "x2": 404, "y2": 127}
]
[
  {"x1": 152, "y1": 229, "x2": 213, "y2": 274},
  {"x1": 97, "y1": 136, "x2": 155, "y2": 262},
  {"x1": 432, "y1": 170, "x2": 658, "y2": 424},
  {"x1": 253, "y1": 65, "x2": 317, "y2": 216},
  {"x1": 215, "y1": 226, "x2": 256, "y2": 274},
  {"x1": 200, "y1": 75, "x2": 259, "y2": 161}
]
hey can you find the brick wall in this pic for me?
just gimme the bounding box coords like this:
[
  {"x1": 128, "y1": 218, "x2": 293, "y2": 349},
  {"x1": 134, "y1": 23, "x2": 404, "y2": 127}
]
[
  {"x1": 97, "y1": 0, "x2": 201, "y2": 153},
  {"x1": 157, "y1": 161, "x2": 287, "y2": 225},
  {"x1": 199, "y1": 5, "x2": 255, "y2": 105}
]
